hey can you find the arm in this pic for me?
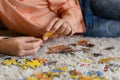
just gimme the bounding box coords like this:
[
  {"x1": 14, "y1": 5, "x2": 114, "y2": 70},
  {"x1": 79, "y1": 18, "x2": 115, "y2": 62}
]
[
  {"x1": 0, "y1": 10, "x2": 43, "y2": 53},
  {"x1": 46, "y1": 0, "x2": 85, "y2": 39}
]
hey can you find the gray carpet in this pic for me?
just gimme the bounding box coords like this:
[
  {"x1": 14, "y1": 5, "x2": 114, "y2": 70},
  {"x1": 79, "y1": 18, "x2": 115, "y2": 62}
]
[{"x1": 0, "y1": 30, "x2": 120, "y2": 80}]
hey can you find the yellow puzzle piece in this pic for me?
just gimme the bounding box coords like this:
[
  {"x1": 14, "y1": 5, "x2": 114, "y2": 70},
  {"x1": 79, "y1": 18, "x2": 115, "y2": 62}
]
[
  {"x1": 81, "y1": 59, "x2": 90, "y2": 63},
  {"x1": 98, "y1": 58, "x2": 111, "y2": 64},
  {"x1": 2, "y1": 59, "x2": 17, "y2": 66},
  {"x1": 27, "y1": 76, "x2": 38, "y2": 80},
  {"x1": 18, "y1": 63, "x2": 28, "y2": 70},
  {"x1": 26, "y1": 60, "x2": 41, "y2": 68},
  {"x1": 43, "y1": 32, "x2": 53, "y2": 39}
]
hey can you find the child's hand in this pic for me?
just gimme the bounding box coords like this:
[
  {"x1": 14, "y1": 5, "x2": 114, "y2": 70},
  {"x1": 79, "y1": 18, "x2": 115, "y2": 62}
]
[
  {"x1": 0, "y1": 37, "x2": 42, "y2": 56},
  {"x1": 46, "y1": 18, "x2": 72, "y2": 38}
]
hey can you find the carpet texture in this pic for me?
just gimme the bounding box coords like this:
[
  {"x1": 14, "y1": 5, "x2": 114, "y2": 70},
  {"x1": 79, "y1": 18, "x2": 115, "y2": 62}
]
[{"x1": 0, "y1": 31, "x2": 120, "y2": 80}]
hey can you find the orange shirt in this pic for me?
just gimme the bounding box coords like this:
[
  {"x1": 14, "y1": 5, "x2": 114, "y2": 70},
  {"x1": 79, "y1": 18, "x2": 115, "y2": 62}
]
[{"x1": 0, "y1": 0, "x2": 85, "y2": 37}]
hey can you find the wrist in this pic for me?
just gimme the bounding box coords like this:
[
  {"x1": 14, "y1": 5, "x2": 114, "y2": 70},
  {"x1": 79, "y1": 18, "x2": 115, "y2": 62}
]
[
  {"x1": 0, "y1": 37, "x2": 10, "y2": 52},
  {"x1": 0, "y1": 37, "x2": 11, "y2": 53}
]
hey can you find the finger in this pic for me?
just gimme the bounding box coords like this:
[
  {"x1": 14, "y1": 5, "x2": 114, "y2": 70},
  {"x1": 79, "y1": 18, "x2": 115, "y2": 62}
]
[
  {"x1": 62, "y1": 26, "x2": 72, "y2": 36},
  {"x1": 55, "y1": 23, "x2": 67, "y2": 35},
  {"x1": 50, "y1": 19, "x2": 64, "y2": 33},
  {"x1": 43, "y1": 37, "x2": 49, "y2": 41},
  {"x1": 23, "y1": 39, "x2": 42, "y2": 50},
  {"x1": 47, "y1": 18, "x2": 59, "y2": 31},
  {"x1": 22, "y1": 46, "x2": 40, "y2": 56},
  {"x1": 20, "y1": 37, "x2": 38, "y2": 42},
  {"x1": 49, "y1": 34, "x2": 59, "y2": 38},
  {"x1": 26, "y1": 38, "x2": 43, "y2": 43}
]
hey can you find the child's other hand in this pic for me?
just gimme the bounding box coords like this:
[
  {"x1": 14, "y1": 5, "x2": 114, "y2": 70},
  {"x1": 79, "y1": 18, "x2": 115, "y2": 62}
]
[
  {"x1": 0, "y1": 37, "x2": 42, "y2": 56},
  {"x1": 46, "y1": 18, "x2": 72, "y2": 38}
]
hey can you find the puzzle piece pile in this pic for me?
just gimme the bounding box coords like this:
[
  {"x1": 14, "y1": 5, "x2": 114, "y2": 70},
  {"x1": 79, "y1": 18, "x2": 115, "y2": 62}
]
[
  {"x1": 1, "y1": 57, "x2": 48, "y2": 69},
  {"x1": 26, "y1": 56, "x2": 120, "y2": 80},
  {"x1": 27, "y1": 69, "x2": 108, "y2": 80},
  {"x1": 27, "y1": 67, "x2": 67, "y2": 80},
  {"x1": 26, "y1": 40, "x2": 120, "y2": 80}
]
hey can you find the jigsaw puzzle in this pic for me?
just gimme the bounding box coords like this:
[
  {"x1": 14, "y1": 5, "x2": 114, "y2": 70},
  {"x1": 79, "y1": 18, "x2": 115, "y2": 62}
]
[{"x1": 0, "y1": 37, "x2": 120, "y2": 80}]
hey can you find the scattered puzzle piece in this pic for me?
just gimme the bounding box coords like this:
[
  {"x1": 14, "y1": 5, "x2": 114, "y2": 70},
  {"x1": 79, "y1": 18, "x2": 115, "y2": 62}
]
[
  {"x1": 18, "y1": 63, "x2": 28, "y2": 70},
  {"x1": 60, "y1": 67, "x2": 67, "y2": 72},
  {"x1": 77, "y1": 39, "x2": 95, "y2": 48},
  {"x1": 78, "y1": 40, "x2": 88, "y2": 46},
  {"x1": 44, "y1": 61, "x2": 57, "y2": 66},
  {"x1": 80, "y1": 76, "x2": 94, "y2": 80},
  {"x1": 104, "y1": 47, "x2": 114, "y2": 50},
  {"x1": 50, "y1": 67, "x2": 67, "y2": 73},
  {"x1": 81, "y1": 48, "x2": 90, "y2": 53},
  {"x1": 46, "y1": 45, "x2": 73, "y2": 54},
  {"x1": 70, "y1": 70, "x2": 82, "y2": 79},
  {"x1": 43, "y1": 32, "x2": 53, "y2": 39},
  {"x1": 81, "y1": 59, "x2": 90, "y2": 63},
  {"x1": 26, "y1": 60, "x2": 41, "y2": 68},
  {"x1": 98, "y1": 58, "x2": 112, "y2": 64},
  {"x1": 2, "y1": 58, "x2": 17, "y2": 66},
  {"x1": 69, "y1": 43, "x2": 77, "y2": 46},
  {"x1": 86, "y1": 43, "x2": 95, "y2": 48},
  {"x1": 27, "y1": 76, "x2": 38, "y2": 80},
  {"x1": 34, "y1": 73, "x2": 51, "y2": 80},
  {"x1": 92, "y1": 53, "x2": 102, "y2": 57}
]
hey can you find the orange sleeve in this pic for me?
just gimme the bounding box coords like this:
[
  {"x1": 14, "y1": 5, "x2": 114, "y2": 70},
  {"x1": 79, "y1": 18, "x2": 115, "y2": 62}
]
[
  {"x1": 0, "y1": 0, "x2": 49, "y2": 37},
  {"x1": 48, "y1": 0, "x2": 85, "y2": 35},
  {"x1": 0, "y1": 0, "x2": 38, "y2": 36}
]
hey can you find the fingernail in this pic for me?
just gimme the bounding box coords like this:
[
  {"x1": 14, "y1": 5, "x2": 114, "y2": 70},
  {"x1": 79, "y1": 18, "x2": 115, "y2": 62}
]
[
  {"x1": 43, "y1": 37, "x2": 48, "y2": 41},
  {"x1": 39, "y1": 39, "x2": 43, "y2": 43},
  {"x1": 46, "y1": 28, "x2": 50, "y2": 31}
]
